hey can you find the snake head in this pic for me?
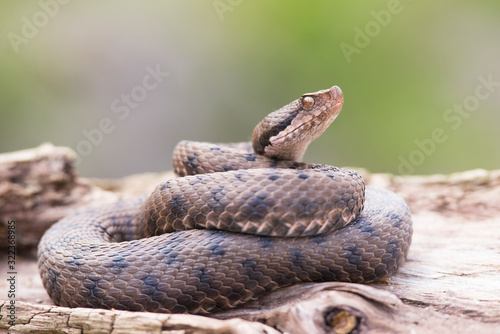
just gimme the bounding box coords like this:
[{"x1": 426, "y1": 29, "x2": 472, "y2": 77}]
[{"x1": 252, "y1": 85, "x2": 344, "y2": 161}]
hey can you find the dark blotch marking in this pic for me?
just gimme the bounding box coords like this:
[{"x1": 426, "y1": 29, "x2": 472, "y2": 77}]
[
  {"x1": 222, "y1": 165, "x2": 236, "y2": 172},
  {"x1": 312, "y1": 236, "x2": 326, "y2": 244},
  {"x1": 242, "y1": 260, "x2": 259, "y2": 281},
  {"x1": 83, "y1": 278, "x2": 96, "y2": 289},
  {"x1": 207, "y1": 242, "x2": 226, "y2": 256},
  {"x1": 91, "y1": 285, "x2": 106, "y2": 299},
  {"x1": 298, "y1": 174, "x2": 309, "y2": 180},
  {"x1": 188, "y1": 268, "x2": 202, "y2": 279},
  {"x1": 162, "y1": 249, "x2": 180, "y2": 265},
  {"x1": 387, "y1": 239, "x2": 400, "y2": 257},
  {"x1": 241, "y1": 259, "x2": 271, "y2": 290},
  {"x1": 270, "y1": 158, "x2": 280, "y2": 168},
  {"x1": 248, "y1": 195, "x2": 265, "y2": 208},
  {"x1": 317, "y1": 267, "x2": 338, "y2": 281},
  {"x1": 345, "y1": 245, "x2": 363, "y2": 256},
  {"x1": 389, "y1": 213, "x2": 403, "y2": 228},
  {"x1": 64, "y1": 259, "x2": 80, "y2": 271},
  {"x1": 111, "y1": 256, "x2": 127, "y2": 269},
  {"x1": 289, "y1": 248, "x2": 306, "y2": 268},
  {"x1": 48, "y1": 268, "x2": 59, "y2": 286},
  {"x1": 210, "y1": 146, "x2": 221, "y2": 151},
  {"x1": 348, "y1": 170, "x2": 359, "y2": 177},
  {"x1": 205, "y1": 230, "x2": 225, "y2": 237},
  {"x1": 243, "y1": 260, "x2": 256, "y2": 269},
  {"x1": 141, "y1": 276, "x2": 158, "y2": 296},
  {"x1": 344, "y1": 245, "x2": 363, "y2": 265},
  {"x1": 143, "y1": 276, "x2": 159, "y2": 286},
  {"x1": 185, "y1": 152, "x2": 200, "y2": 175},
  {"x1": 200, "y1": 268, "x2": 214, "y2": 284},
  {"x1": 268, "y1": 175, "x2": 280, "y2": 181},
  {"x1": 211, "y1": 186, "x2": 224, "y2": 195},
  {"x1": 168, "y1": 195, "x2": 188, "y2": 220},
  {"x1": 360, "y1": 224, "x2": 375, "y2": 233},
  {"x1": 348, "y1": 255, "x2": 362, "y2": 265},
  {"x1": 244, "y1": 153, "x2": 257, "y2": 162},
  {"x1": 389, "y1": 213, "x2": 400, "y2": 220},
  {"x1": 257, "y1": 237, "x2": 274, "y2": 249}
]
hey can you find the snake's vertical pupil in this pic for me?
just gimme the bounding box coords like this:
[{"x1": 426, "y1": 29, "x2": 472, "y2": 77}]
[{"x1": 303, "y1": 96, "x2": 315, "y2": 108}]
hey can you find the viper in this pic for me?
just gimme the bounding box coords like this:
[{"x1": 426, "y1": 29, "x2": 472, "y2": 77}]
[{"x1": 38, "y1": 85, "x2": 412, "y2": 315}]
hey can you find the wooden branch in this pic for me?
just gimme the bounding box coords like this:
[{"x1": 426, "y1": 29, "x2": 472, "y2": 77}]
[
  {"x1": 1, "y1": 144, "x2": 499, "y2": 333},
  {"x1": 0, "y1": 300, "x2": 280, "y2": 334}
]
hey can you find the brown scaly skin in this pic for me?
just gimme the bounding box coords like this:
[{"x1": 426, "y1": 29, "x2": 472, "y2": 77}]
[{"x1": 38, "y1": 85, "x2": 413, "y2": 315}]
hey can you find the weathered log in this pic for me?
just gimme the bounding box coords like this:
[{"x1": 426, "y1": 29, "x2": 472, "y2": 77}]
[
  {"x1": 0, "y1": 300, "x2": 280, "y2": 334},
  {"x1": 0, "y1": 144, "x2": 499, "y2": 333}
]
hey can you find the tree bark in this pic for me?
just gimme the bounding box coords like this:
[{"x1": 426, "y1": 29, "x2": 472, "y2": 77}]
[{"x1": 1, "y1": 144, "x2": 499, "y2": 333}]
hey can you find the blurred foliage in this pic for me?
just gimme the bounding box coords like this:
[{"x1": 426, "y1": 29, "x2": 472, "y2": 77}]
[{"x1": 0, "y1": 0, "x2": 499, "y2": 177}]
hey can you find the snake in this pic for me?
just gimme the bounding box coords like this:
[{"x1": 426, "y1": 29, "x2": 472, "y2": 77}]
[{"x1": 38, "y1": 85, "x2": 413, "y2": 315}]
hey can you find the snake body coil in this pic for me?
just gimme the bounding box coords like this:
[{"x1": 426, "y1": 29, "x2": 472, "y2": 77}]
[{"x1": 38, "y1": 86, "x2": 412, "y2": 315}]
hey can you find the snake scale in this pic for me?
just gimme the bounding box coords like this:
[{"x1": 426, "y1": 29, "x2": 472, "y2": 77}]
[{"x1": 38, "y1": 85, "x2": 413, "y2": 315}]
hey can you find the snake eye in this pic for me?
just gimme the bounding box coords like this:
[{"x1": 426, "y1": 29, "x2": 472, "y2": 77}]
[{"x1": 303, "y1": 96, "x2": 315, "y2": 108}]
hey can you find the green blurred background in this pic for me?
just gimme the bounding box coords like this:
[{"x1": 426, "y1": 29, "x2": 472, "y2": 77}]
[{"x1": 1, "y1": 0, "x2": 499, "y2": 178}]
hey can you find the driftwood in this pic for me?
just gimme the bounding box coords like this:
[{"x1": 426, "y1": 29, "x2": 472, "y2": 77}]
[{"x1": 0, "y1": 143, "x2": 499, "y2": 333}]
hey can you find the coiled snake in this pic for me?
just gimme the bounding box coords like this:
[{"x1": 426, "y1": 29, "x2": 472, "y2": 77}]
[{"x1": 38, "y1": 85, "x2": 412, "y2": 315}]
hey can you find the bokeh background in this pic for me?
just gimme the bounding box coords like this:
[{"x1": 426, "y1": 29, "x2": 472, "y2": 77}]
[{"x1": 1, "y1": 1, "x2": 499, "y2": 178}]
